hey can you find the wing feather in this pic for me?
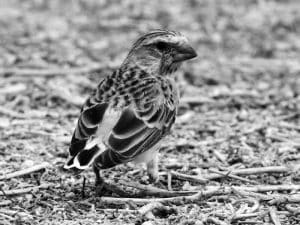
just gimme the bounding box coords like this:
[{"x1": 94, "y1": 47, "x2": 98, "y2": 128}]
[
  {"x1": 66, "y1": 102, "x2": 109, "y2": 167},
  {"x1": 101, "y1": 106, "x2": 176, "y2": 165},
  {"x1": 112, "y1": 108, "x2": 146, "y2": 139}
]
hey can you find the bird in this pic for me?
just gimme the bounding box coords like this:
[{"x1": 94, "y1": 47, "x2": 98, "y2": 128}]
[{"x1": 64, "y1": 29, "x2": 197, "y2": 192}]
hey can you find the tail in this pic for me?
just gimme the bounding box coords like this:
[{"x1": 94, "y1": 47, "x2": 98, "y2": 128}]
[{"x1": 64, "y1": 145, "x2": 104, "y2": 170}]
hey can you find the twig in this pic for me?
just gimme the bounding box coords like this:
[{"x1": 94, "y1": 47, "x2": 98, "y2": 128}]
[
  {"x1": 277, "y1": 122, "x2": 300, "y2": 131},
  {"x1": 208, "y1": 168, "x2": 260, "y2": 184},
  {"x1": 0, "y1": 200, "x2": 12, "y2": 207},
  {"x1": 117, "y1": 180, "x2": 195, "y2": 197},
  {"x1": 275, "y1": 112, "x2": 299, "y2": 121},
  {"x1": 167, "y1": 172, "x2": 173, "y2": 191},
  {"x1": 233, "y1": 198, "x2": 260, "y2": 214},
  {"x1": 0, "y1": 184, "x2": 54, "y2": 196},
  {"x1": 267, "y1": 134, "x2": 300, "y2": 148},
  {"x1": 0, "y1": 209, "x2": 32, "y2": 219},
  {"x1": 269, "y1": 207, "x2": 281, "y2": 225},
  {"x1": 213, "y1": 150, "x2": 227, "y2": 163},
  {"x1": 268, "y1": 194, "x2": 300, "y2": 204},
  {"x1": 0, "y1": 212, "x2": 14, "y2": 221},
  {"x1": 227, "y1": 184, "x2": 300, "y2": 194},
  {"x1": 206, "y1": 217, "x2": 229, "y2": 225},
  {"x1": 233, "y1": 188, "x2": 300, "y2": 205},
  {"x1": 0, "y1": 106, "x2": 51, "y2": 119},
  {"x1": 233, "y1": 212, "x2": 265, "y2": 221},
  {"x1": 181, "y1": 96, "x2": 214, "y2": 106},
  {"x1": 196, "y1": 138, "x2": 227, "y2": 147},
  {"x1": 97, "y1": 208, "x2": 138, "y2": 214},
  {"x1": 100, "y1": 187, "x2": 229, "y2": 205},
  {"x1": 100, "y1": 185, "x2": 300, "y2": 206},
  {"x1": 0, "y1": 106, "x2": 28, "y2": 119},
  {"x1": 232, "y1": 188, "x2": 272, "y2": 201},
  {"x1": 0, "y1": 83, "x2": 27, "y2": 94},
  {"x1": 285, "y1": 204, "x2": 300, "y2": 214},
  {"x1": 236, "y1": 221, "x2": 263, "y2": 224},
  {"x1": 170, "y1": 171, "x2": 208, "y2": 184},
  {"x1": 0, "y1": 162, "x2": 50, "y2": 181},
  {"x1": 205, "y1": 166, "x2": 290, "y2": 180}
]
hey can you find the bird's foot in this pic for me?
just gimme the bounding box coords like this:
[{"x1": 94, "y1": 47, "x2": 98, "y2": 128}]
[
  {"x1": 148, "y1": 171, "x2": 160, "y2": 184},
  {"x1": 81, "y1": 176, "x2": 87, "y2": 198}
]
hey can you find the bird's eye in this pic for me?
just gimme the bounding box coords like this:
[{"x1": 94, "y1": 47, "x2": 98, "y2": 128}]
[{"x1": 155, "y1": 42, "x2": 168, "y2": 51}]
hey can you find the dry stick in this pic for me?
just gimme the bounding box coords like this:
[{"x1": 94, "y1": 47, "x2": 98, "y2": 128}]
[
  {"x1": 0, "y1": 162, "x2": 50, "y2": 181},
  {"x1": 170, "y1": 171, "x2": 208, "y2": 184},
  {"x1": 0, "y1": 209, "x2": 32, "y2": 219},
  {"x1": 0, "y1": 83, "x2": 26, "y2": 94},
  {"x1": 233, "y1": 188, "x2": 300, "y2": 205},
  {"x1": 0, "y1": 106, "x2": 28, "y2": 119},
  {"x1": 213, "y1": 150, "x2": 227, "y2": 163},
  {"x1": 208, "y1": 168, "x2": 260, "y2": 185},
  {"x1": 0, "y1": 184, "x2": 53, "y2": 196},
  {"x1": 233, "y1": 212, "x2": 266, "y2": 221},
  {"x1": 268, "y1": 134, "x2": 300, "y2": 148},
  {"x1": 206, "y1": 217, "x2": 229, "y2": 225},
  {"x1": 100, "y1": 184, "x2": 300, "y2": 206},
  {"x1": 285, "y1": 205, "x2": 300, "y2": 214},
  {"x1": 0, "y1": 212, "x2": 14, "y2": 221},
  {"x1": 268, "y1": 195, "x2": 300, "y2": 205},
  {"x1": 0, "y1": 106, "x2": 50, "y2": 119},
  {"x1": 215, "y1": 211, "x2": 266, "y2": 222},
  {"x1": 205, "y1": 166, "x2": 290, "y2": 180},
  {"x1": 97, "y1": 208, "x2": 138, "y2": 214},
  {"x1": 269, "y1": 207, "x2": 282, "y2": 225},
  {"x1": 100, "y1": 187, "x2": 230, "y2": 205},
  {"x1": 277, "y1": 122, "x2": 300, "y2": 131},
  {"x1": 238, "y1": 221, "x2": 263, "y2": 224},
  {"x1": 117, "y1": 180, "x2": 195, "y2": 197},
  {"x1": 0, "y1": 200, "x2": 12, "y2": 207},
  {"x1": 180, "y1": 96, "x2": 215, "y2": 106},
  {"x1": 0, "y1": 62, "x2": 117, "y2": 77},
  {"x1": 167, "y1": 172, "x2": 173, "y2": 191},
  {"x1": 222, "y1": 184, "x2": 300, "y2": 194}
]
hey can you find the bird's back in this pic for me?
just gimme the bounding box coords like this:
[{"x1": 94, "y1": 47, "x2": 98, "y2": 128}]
[{"x1": 65, "y1": 66, "x2": 179, "y2": 170}]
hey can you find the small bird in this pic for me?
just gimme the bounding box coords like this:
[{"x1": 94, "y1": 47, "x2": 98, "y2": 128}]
[{"x1": 65, "y1": 30, "x2": 197, "y2": 191}]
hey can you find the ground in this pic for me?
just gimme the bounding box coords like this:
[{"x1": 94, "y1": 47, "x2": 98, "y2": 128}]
[{"x1": 0, "y1": 0, "x2": 300, "y2": 224}]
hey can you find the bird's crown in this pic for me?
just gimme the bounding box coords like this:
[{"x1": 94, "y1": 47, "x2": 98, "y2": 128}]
[{"x1": 132, "y1": 29, "x2": 188, "y2": 49}]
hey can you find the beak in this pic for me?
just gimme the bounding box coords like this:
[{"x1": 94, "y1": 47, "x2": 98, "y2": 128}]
[{"x1": 173, "y1": 43, "x2": 197, "y2": 62}]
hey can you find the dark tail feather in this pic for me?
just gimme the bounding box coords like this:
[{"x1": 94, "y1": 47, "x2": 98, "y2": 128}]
[{"x1": 73, "y1": 145, "x2": 101, "y2": 169}]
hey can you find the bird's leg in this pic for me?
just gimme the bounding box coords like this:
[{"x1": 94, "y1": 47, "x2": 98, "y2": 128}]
[
  {"x1": 146, "y1": 152, "x2": 159, "y2": 183},
  {"x1": 93, "y1": 164, "x2": 106, "y2": 196},
  {"x1": 81, "y1": 176, "x2": 86, "y2": 198}
]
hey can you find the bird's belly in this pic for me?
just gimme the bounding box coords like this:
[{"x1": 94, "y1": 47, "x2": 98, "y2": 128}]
[{"x1": 132, "y1": 142, "x2": 160, "y2": 164}]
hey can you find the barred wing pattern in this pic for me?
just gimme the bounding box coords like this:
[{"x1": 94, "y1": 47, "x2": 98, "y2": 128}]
[{"x1": 65, "y1": 67, "x2": 179, "y2": 170}]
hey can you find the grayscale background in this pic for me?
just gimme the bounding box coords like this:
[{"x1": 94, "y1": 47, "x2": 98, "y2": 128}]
[{"x1": 0, "y1": 0, "x2": 299, "y2": 224}]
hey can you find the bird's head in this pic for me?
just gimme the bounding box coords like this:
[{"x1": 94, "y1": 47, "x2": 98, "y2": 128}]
[{"x1": 122, "y1": 30, "x2": 197, "y2": 75}]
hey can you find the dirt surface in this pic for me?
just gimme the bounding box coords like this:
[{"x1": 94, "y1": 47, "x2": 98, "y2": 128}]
[{"x1": 0, "y1": 0, "x2": 300, "y2": 224}]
